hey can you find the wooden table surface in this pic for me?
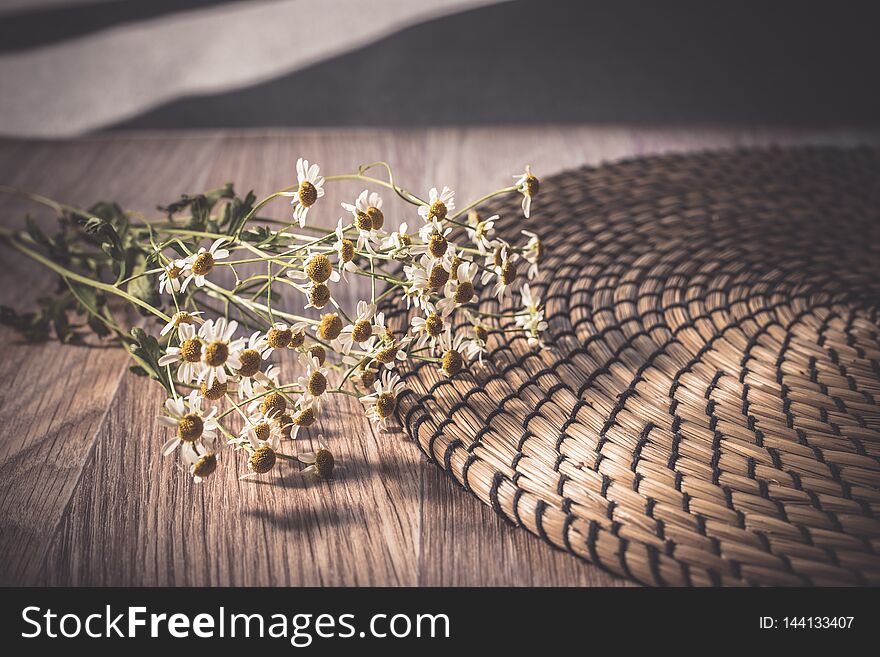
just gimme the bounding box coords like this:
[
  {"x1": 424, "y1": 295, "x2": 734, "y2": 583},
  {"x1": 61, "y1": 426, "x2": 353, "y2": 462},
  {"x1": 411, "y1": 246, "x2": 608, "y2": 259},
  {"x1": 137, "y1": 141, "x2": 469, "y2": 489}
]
[{"x1": 2, "y1": 126, "x2": 878, "y2": 587}]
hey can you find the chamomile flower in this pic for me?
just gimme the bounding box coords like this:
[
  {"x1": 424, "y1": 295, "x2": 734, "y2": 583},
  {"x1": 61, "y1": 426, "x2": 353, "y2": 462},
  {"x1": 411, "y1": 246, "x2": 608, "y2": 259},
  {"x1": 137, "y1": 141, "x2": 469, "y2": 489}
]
[
  {"x1": 402, "y1": 256, "x2": 433, "y2": 309},
  {"x1": 298, "y1": 438, "x2": 335, "y2": 478},
  {"x1": 437, "y1": 329, "x2": 471, "y2": 377},
  {"x1": 513, "y1": 165, "x2": 539, "y2": 218},
  {"x1": 517, "y1": 284, "x2": 543, "y2": 324},
  {"x1": 197, "y1": 317, "x2": 246, "y2": 387},
  {"x1": 338, "y1": 301, "x2": 382, "y2": 354},
  {"x1": 183, "y1": 449, "x2": 218, "y2": 483},
  {"x1": 466, "y1": 212, "x2": 499, "y2": 254},
  {"x1": 286, "y1": 322, "x2": 310, "y2": 350},
  {"x1": 381, "y1": 222, "x2": 413, "y2": 257},
  {"x1": 288, "y1": 399, "x2": 318, "y2": 439},
  {"x1": 465, "y1": 318, "x2": 490, "y2": 364},
  {"x1": 238, "y1": 363, "x2": 280, "y2": 401},
  {"x1": 515, "y1": 284, "x2": 548, "y2": 347},
  {"x1": 411, "y1": 311, "x2": 445, "y2": 353},
  {"x1": 521, "y1": 230, "x2": 543, "y2": 279},
  {"x1": 238, "y1": 411, "x2": 282, "y2": 449},
  {"x1": 200, "y1": 377, "x2": 235, "y2": 403},
  {"x1": 418, "y1": 186, "x2": 455, "y2": 224},
  {"x1": 483, "y1": 246, "x2": 518, "y2": 302},
  {"x1": 284, "y1": 158, "x2": 325, "y2": 227},
  {"x1": 243, "y1": 443, "x2": 278, "y2": 478},
  {"x1": 158, "y1": 258, "x2": 188, "y2": 295},
  {"x1": 295, "y1": 351, "x2": 329, "y2": 408},
  {"x1": 341, "y1": 190, "x2": 384, "y2": 252},
  {"x1": 332, "y1": 218, "x2": 358, "y2": 279},
  {"x1": 462, "y1": 336, "x2": 487, "y2": 364},
  {"x1": 157, "y1": 390, "x2": 218, "y2": 457},
  {"x1": 232, "y1": 330, "x2": 270, "y2": 384},
  {"x1": 303, "y1": 252, "x2": 341, "y2": 285},
  {"x1": 342, "y1": 189, "x2": 384, "y2": 230},
  {"x1": 157, "y1": 322, "x2": 204, "y2": 384},
  {"x1": 180, "y1": 238, "x2": 230, "y2": 291},
  {"x1": 359, "y1": 370, "x2": 406, "y2": 429},
  {"x1": 436, "y1": 261, "x2": 478, "y2": 316},
  {"x1": 415, "y1": 222, "x2": 452, "y2": 253},
  {"x1": 160, "y1": 310, "x2": 204, "y2": 337},
  {"x1": 263, "y1": 322, "x2": 295, "y2": 351},
  {"x1": 246, "y1": 382, "x2": 288, "y2": 417},
  {"x1": 369, "y1": 335, "x2": 410, "y2": 370}
]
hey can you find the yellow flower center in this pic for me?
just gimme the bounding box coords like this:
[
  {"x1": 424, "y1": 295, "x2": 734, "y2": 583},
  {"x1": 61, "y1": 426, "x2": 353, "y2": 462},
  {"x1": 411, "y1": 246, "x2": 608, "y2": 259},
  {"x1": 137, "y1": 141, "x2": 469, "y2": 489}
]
[
  {"x1": 191, "y1": 252, "x2": 214, "y2": 276},
  {"x1": 305, "y1": 254, "x2": 333, "y2": 283},
  {"x1": 253, "y1": 422, "x2": 271, "y2": 442},
  {"x1": 192, "y1": 454, "x2": 217, "y2": 478},
  {"x1": 425, "y1": 313, "x2": 444, "y2": 337},
  {"x1": 314, "y1": 449, "x2": 335, "y2": 478},
  {"x1": 177, "y1": 413, "x2": 204, "y2": 442},
  {"x1": 289, "y1": 330, "x2": 306, "y2": 349},
  {"x1": 298, "y1": 181, "x2": 318, "y2": 207},
  {"x1": 375, "y1": 343, "x2": 398, "y2": 364},
  {"x1": 237, "y1": 349, "x2": 262, "y2": 378},
  {"x1": 355, "y1": 210, "x2": 373, "y2": 231},
  {"x1": 352, "y1": 319, "x2": 373, "y2": 343},
  {"x1": 376, "y1": 392, "x2": 396, "y2": 418},
  {"x1": 276, "y1": 413, "x2": 294, "y2": 440},
  {"x1": 360, "y1": 367, "x2": 377, "y2": 388},
  {"x1": 261, "y1": 392, "x2": 287, "y2": 417},
  {"x1": 309, "y1": 283, "x2": 331, "y2": 308},
  {"x1": 167, "y1": 265, "x2": 182, "y2": 279},
  {"x1": 317, "y1": 313, "x2": 343, "y2": 341},
  {"x1": 200, "y1": 380, "x2": 228, "y2": 401},
  {"x1": 454, "y1": 281, "x2": 475, "y2": 304},
  {"x1": 171, "y1": 311, "x2": 194, "y2": 327},
  {"x1": 428, "y1": 200, "x2": 447, "y2": 222},
  {"x1": 428, "y1": 233, "x2": 448, "y2": 258},
  {"x1": 442, "y1": 349, "x2": 464, "y2": 376},
  {"x1": 475, "y1": 325, "x2": 489, "y2": 343},
  {"x1": 267, "y1": 327, "x2": 292, "y2": 349},
  {"x1": 249, "y1": 445, "x2": 277, "y2": 474},
  {"x1": 180, "y1": 338, "x2": 202, "y2": 363},
  {"x1": 203, "y1": 341, "x2": 229, "y2": 367},
  {"x1": 308, "y1": 371, "x2": 327, "y2": 397},
  {"x1": 308, "y1": 345, "x2": 326, "y2": 365},
  {"x1": 339, "y1": 239, "x2": 355, "y2": 262},
  {"x1": 501, "y1": 260, "x2": 518, "y2": 285},
  {"x1": 428, "y1": 264, "x2": 449, "y2": 289},
  {"x1": 367, "y1": 206, "x2": 384, "y2": 230},
  {"x1": 292, "y1": 407, "x2": 316, "y2": 426},
  {"x1": 524, "y1": 174, "x2": 540, "y2": 197}
]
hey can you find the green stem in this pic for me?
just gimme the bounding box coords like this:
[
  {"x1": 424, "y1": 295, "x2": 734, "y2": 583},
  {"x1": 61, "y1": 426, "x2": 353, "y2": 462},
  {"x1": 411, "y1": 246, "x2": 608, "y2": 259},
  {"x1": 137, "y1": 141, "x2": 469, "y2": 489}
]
[{"x1": 1, "y1": 230, "x2": 171, "y2": 323}]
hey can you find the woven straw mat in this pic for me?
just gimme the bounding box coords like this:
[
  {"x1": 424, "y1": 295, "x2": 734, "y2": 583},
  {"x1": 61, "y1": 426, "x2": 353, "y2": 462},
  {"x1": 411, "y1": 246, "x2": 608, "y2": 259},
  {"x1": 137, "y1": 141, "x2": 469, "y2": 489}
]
[{"x1": 381, "y1": 147, "x2": 880, "y2": 586}]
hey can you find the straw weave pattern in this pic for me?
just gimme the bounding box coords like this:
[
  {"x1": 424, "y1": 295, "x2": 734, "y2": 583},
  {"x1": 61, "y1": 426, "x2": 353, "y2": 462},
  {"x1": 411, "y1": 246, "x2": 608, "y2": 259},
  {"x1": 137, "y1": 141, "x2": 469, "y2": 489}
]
[{"x1": 383, "y1": 147, "x2": 880, "y2": 586}]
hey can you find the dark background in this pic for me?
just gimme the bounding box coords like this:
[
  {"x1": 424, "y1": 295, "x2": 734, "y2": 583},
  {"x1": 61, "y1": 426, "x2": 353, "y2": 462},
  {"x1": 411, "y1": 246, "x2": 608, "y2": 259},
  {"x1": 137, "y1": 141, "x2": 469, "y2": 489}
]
[{"x1": 2, "y1": 0, "x2": 879, "y2": 130}]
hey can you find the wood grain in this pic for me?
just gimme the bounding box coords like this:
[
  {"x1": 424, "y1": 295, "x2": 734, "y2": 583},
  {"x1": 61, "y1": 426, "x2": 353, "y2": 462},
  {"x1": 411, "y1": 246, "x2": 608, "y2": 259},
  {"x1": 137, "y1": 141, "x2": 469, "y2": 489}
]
[{"x1": 2, "y1": 127, "x2": 878, "y2": 586}]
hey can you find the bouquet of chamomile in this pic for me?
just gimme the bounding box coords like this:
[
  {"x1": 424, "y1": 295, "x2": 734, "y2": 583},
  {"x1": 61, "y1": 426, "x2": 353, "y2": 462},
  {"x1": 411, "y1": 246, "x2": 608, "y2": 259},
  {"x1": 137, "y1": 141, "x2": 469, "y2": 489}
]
[{"x1": 0, "y1": 160, "x2": 546, "y2": 483}]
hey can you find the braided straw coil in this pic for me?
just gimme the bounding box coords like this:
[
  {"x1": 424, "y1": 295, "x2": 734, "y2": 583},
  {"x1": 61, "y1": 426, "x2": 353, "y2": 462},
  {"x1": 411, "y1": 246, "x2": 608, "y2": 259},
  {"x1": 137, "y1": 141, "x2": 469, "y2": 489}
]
[{"x1": 383, "y1": 147, "x2": 880, "y2": 586}]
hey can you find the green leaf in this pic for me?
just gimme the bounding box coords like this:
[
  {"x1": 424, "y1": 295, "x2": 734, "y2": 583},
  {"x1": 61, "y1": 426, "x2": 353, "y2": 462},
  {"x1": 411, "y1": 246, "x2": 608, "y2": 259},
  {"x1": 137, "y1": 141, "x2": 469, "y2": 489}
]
[
  {"x1": 128, "y1": 327, "x2": 172, "y2": 394},
  {"x1": 158, "y1": 183, "x2": 235, "y2": 229},
  {"x1": 221, "y1": 190, "x2": 256, "y2": 236},
  {"x1": 126, "y1": 250, "x2": 160, "y2": 316},
  {"x1": 25, "y1": 216, "x2": 51, "y2": 248}
]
